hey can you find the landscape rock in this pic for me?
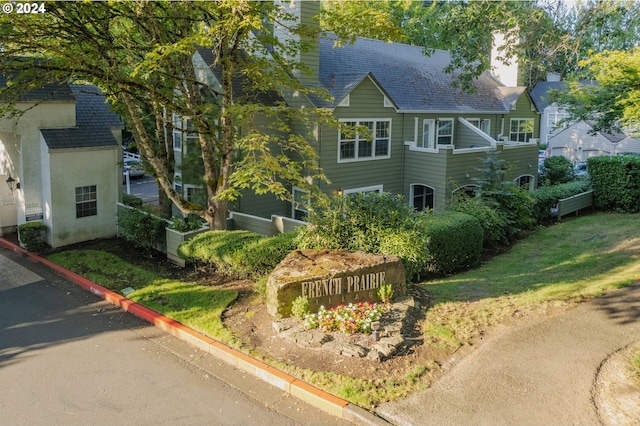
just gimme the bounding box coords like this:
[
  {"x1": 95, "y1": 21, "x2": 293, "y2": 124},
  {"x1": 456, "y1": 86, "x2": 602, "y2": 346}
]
[
  {"x1": 266, "y1": 249, "x2": 406, "y2": 318},
  {"x1": 272, "y1": 295, "x2": 418, "y2": 362}
]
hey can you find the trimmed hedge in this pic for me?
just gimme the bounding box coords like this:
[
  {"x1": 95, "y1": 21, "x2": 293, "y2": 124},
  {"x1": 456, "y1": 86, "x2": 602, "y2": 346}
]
[
  {"x1": 178, "y1": 230, "x2": 297, "y2": 278},
  {"x1": 116, "y1": 206, "x2": 166, "y2": 252},
  {"x1": 420, "y1": 211, "x2": 483, "y2": 277},
  {"x1": 531, "y1": 180, "x2": 592, "y2": 222},
  {"x1": 588, "y1": 155, "x2": 640, "y2": 212},
  {"x1": 18, "y1": 221, "x2": 47, "y2": 252}
]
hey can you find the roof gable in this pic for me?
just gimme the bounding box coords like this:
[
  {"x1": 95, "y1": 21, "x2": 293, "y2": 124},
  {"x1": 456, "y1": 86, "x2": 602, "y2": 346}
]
[
  {"x1": 40, "y1": 85, "x2": 122, "y2": 150},
  {"x1": 0, "y1": 59, "x2": 74, "y2": 102},
  {"x1": 317, "y1": 37, "x2": 525, "y2": 113}
]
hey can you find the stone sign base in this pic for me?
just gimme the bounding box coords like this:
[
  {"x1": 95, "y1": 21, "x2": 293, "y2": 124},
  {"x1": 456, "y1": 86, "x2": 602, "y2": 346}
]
[
  {"x1": 272, "y1": 296, "x2": 419, "y2": 361},
  {"x1": 266, "y1": 249, "x2": 406, "y2": 318}
]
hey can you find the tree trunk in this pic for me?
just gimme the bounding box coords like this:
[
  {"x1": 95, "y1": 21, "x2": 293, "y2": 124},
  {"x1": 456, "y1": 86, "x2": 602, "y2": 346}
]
[{"x1": 158, "y1": 189, "x2": 173, "y2": 218}]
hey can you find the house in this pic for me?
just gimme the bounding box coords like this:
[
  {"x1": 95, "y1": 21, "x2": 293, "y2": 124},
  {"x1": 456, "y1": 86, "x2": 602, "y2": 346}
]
[
  {"x1": 175, "y1": 1, "x2": 540, "y2": 222},
  {"x1": 531, "y1": 75, "x2": 640, "y2": 162},
  {"x1": 0, "y1": 81, "x2": 123, "y2": 247}
]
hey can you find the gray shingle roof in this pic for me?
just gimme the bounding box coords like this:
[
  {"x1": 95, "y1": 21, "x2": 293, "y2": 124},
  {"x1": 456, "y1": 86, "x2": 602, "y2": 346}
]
[
  {"x1": 0, "y1": 72, "x2": 74, "y2": 102},
  {"x1": 318, "y1": 37, "x2": 525, "y2": 112},
  {"x1": 530, "y1": 80, "x2": 598, "y2": 111},
  {"x1": 530, "y1": 81, "x2": 566, "y2": 111},
  {"x1": 40, "y1": 85, "x2": 122, "y2": 149}
]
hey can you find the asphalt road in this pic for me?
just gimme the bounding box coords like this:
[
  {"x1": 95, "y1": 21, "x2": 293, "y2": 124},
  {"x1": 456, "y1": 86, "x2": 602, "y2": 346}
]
[
  {"x1": 0, "y1": 247, "x2": 350, "y2": 426},
  {"x1": 377, "y1": 281, "x2": 640, "y2": 425},
  {"x1": 123, "y1": 174, "x2": 158, "y2": 205}
]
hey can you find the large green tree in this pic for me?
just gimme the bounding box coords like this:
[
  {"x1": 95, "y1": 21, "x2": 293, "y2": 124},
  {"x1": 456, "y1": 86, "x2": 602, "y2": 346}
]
[
  {"x1": 549, "y1": 47, "x2": 640, "y2": 134},
  {"x1": 0, "y1": 1, "x2": 395, "y2": 229},
  {"x1": 323, "y1": 0, "x2": 640, "y2": 90}
]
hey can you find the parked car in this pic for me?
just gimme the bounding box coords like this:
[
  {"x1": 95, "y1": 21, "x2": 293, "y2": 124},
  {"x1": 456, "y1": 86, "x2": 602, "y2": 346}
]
[
  {"x1": 574, "y1": 161, "x2": 588, "y2": 177},
  {"x1": 123, "y1": 158, "x2": 145, "y2": 182}
]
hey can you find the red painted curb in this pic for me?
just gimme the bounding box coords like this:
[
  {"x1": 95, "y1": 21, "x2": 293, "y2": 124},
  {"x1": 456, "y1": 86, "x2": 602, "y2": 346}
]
[{"x1": 0, "y1": 237, "x2": 352, "y2": 419}]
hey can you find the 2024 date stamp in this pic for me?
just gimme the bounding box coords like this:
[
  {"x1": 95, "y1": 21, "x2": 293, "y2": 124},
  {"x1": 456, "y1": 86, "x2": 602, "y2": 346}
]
[{"x1": 2, "y1": 2, "x2": 47, "y2": 14}]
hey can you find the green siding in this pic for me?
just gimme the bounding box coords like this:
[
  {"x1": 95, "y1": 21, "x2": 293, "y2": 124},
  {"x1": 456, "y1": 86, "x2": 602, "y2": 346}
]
[{"x1": 317, "y1": 77, "x2": 404, "y2": 195}]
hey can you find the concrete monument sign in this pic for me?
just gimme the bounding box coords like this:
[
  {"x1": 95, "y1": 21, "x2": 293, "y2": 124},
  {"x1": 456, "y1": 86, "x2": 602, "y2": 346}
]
[{"x1": 266, "y1": 249, "x2": 406, "y2": 318}]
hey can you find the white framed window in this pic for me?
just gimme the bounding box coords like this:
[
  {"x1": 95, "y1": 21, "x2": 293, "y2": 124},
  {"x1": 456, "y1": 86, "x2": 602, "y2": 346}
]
[
  {"x1": 338, "y1": 119, "x2": 391, "y2": 162},
  {"x1": 292, "y1": 187, "x2": 309, "y2": 221},
  {"x1": 467, "y1": 118, "x2": 491, "y2": 134},
  {"x1": 510, "y1": 118, "x2": 534, "y2": 142},
  {"x1": 515, "y1": 175, "x2": 535, "y2": 191},
  {"x1": 185, "y1": 185, "x2": 206, "y2": 205},
  {"x1": 172, "y1": 113, "x2": 183, "y2": 151},
  {"x1": 343, "y1": 185, "x2": 383, "y2": 196},
  {"x1": 452, "y1": 184, "x2": 480, "y2": 198},
  {"x1": 184, "y1": 118, "x2": 198, "y2": 152},
  {"x1": 421, "y1": 119, "x2": 435, "y2": 149},
  {"x1": 547, "y1": 112, "x2": 568, "y2": 128},
  {"x1": 75, "y1": 185, "x2": 97, "y2": 218},
  {"x1": 437, "y1": 119, "x2": 454, "y2": 144},
  {"x1": 173, "y1": 172, "x2": 182, "y2": 195},
  {"x1": 410, "y1": 184, "x2": 434, "y2": 211}
]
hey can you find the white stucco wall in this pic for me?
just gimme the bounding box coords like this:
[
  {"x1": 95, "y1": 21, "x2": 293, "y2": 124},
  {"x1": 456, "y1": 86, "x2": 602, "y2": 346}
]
[
  {"x1": 0, "y1": 101, "x2": 76, "y2": 234},
  {"x1": 44, "y1": 146, "x2": 119, "y2": 247}
]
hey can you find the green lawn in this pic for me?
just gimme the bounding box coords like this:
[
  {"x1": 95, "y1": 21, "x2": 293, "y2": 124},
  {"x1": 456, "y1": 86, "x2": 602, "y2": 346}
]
[
  {"x1": 46, "y1": 249, "x2": 239, "y2": 345},
  {"x1": 423, "y1": 211, "x2": 640, "y2": 347},
  {"x1": 45, "y1": 211, "x2": 640, "y2": 407}
]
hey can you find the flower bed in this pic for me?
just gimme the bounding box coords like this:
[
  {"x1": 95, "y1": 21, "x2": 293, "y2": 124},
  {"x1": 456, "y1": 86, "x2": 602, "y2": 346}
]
[{"x1": 304, "y1": 301, "x2": 385, "y2": 334}]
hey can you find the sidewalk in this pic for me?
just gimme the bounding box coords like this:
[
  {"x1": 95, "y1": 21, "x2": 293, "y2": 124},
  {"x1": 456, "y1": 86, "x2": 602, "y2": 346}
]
[{"x1": 0, "y1": 237, "x2": 387, "y2": 426}]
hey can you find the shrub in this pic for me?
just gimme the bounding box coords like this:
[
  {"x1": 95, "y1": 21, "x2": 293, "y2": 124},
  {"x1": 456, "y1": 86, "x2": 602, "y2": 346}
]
[
  {"x1": 178, "y1": 230, "x2": 297, "y2": 278},
  {"x1": 588, "y1": 154, "x2": 640, "y2": 213},
  {"x1": 531, "y1": 180, "x2": 592, "y2": 222},
  {"x1": 240, "y1": 232, "x2": 298, "y2": 277},
  {"x1": 448, "y1": 192, "x2": 508, "y2": 247},
  {"x1": 377, "y1": 284, "x2": 394, "y2": 304},
  {"x1": 291, "y1": 296, "x2": 310, "y2": 319},
  {"x1": 122, "y1": 193, "x2": 143, "y2": 208},
  {"x1": 471, "y1": 151, "x2": 536, "y2": 241},
  {"x1": 18, "y1": 221, "x2": 47, "y2": 252},
  {"x1": 116, "y1": 206, "x2": 166, "y2": 252},
  {"x1": 168, "y1": 214, "x2": 204, "y2": 232},
  {"x1": 420, "y1": 211, "x2": 483, "y2": 277},
  {"x1": 296, "y1": 192, "x2": 429, "y2": 280},
  {"x1": 539, "y1": 156, "x2": 575, "y2": 186}
]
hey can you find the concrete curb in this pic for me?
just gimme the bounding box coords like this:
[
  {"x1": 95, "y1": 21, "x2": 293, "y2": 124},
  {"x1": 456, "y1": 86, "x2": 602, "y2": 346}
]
[{"x1": 0, "y1": 238, "x2": 389, "y2": 425}]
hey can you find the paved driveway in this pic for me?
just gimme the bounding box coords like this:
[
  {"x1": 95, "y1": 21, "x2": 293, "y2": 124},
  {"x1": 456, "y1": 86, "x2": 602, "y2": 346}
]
[
  {"x1": 0, "y1": 248, "x2": 348, "y2": 425},
  {"x1": 377, "y1": 283, "x2": 640, "y2": 425}
]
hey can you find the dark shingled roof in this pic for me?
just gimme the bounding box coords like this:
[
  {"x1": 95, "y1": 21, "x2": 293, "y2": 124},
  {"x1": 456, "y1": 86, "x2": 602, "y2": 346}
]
[
  {"x1": 317, "y1": 37, "x2": 525, "y2": 112},
  {"x1": 530, "y1": 80, "x2": 598, "y2": 111},
  {"x1": 0, "y1": 73, "x2": 74, "y2": 102},
  {"x1": 40, "y1": 85, "x2": 122, "y2": 149},
  {"x1": 530, "y1": 81, "x2": 566, "y2": 111}
]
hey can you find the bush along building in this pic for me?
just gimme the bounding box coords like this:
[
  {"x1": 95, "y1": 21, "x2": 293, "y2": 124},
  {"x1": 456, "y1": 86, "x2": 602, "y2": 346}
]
[{"x1": 173, "y1": 0, "x2": 540, "y2": 224}]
